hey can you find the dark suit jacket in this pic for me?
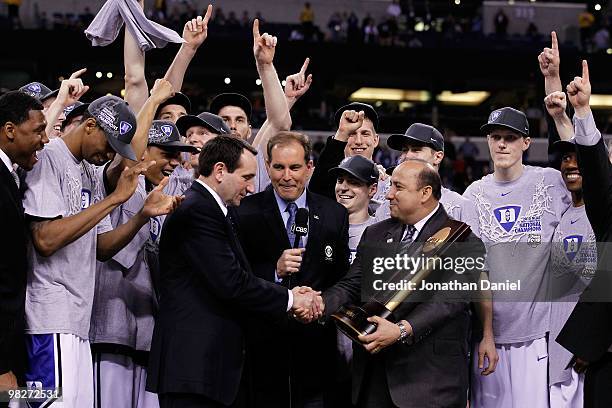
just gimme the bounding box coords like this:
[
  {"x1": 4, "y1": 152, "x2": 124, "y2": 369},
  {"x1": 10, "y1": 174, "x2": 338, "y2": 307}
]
[
  {"x1": 309, "y1": 135, "x2": 346, "y2": 200},
  {"x1": 557, "y1": 138, "x2": 612, "y2": 363},
  {"x1": 233, "y1": 185, "x2": 350, "y2": 406},
  {"x1": 0, "y1": 163, "x2": 27, "y2": 380},
  {"x1": 146, "y1": 181, "x2": 289, "y2": 406},
  {"x1": 323, "y1": 205, "x2": 482, "y2": 408}
]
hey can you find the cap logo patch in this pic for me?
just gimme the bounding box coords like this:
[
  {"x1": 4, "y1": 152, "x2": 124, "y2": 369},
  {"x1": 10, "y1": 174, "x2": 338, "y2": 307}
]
[
  {"x1": 119, "y1": 121, "x2": 133, "y2": 135},
  {"x1": 161, "y1": 125, "x2": 173, "y2": 137},
  {"x1": 489, "y1": 110, "x2": 501, "y2": 122},
  {"x1": 64, "y1": 105, "x2": 75, "y2": 114},
  {"x1": 28, "y1": 83, "x2": 41, "y2": 92}
]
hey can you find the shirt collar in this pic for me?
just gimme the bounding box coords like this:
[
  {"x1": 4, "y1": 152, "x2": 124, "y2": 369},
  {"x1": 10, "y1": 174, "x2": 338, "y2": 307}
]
[
  {"x1": 196, "y1": 179, "x2": 228, "y2": 216},
  {"x1": 273, "y1": 187, "x2": 308, "y2": 213},
  {"x1": 411, "y1": 203, "x2": 440, "y2": 240},
  {"x1": 0, "y1": 147, "x2": 13, "y2": 174}
]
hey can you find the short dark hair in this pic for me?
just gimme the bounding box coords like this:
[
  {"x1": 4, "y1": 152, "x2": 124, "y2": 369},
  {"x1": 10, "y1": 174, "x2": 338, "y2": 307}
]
[
  {"x1": 0, "y1": 91, "x2": 43, "y2": 127},
  {"x1": 199, "y1": 135, "x2": 257, "y2": 177},
  {"x1": 267, "y1": 131, "x2": 312, "y2": 163},
  {"x1": 415, "y1": 164, "x2": 442, "y2": 200}
]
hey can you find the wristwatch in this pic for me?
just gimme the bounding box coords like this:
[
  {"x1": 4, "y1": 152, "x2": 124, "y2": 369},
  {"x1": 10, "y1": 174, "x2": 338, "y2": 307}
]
[{"x1": 396, "y1": 321, "x2": 410, "y2": 344}]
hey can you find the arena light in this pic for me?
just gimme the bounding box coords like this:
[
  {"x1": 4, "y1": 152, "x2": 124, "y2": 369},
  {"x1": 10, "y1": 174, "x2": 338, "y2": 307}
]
[
  {"x1": 437, "y1": 91, "x2": 490, "y2": 106},
  {"x1": 256, "y1": 78, "x2": 262, "y2": 86},
  {"x1": 350, "y1": 87, "x2": 430, "y2": 102},
  {"x1": 281, "y1": 80, "x2": 287, "y2": 87},
  {"x1": 588, "y1": 94, "x2": 612, "y2": 108},
  {"x1": 106, "y1": 72, "x2": 113, "y2": 79},
  {"x1": 454, "y1": 0, "x2": 460, "y2": 4},
  {"x1": 224, "y1": 77, "x2": 231, "y2": 85},
  {"x1": 595, "y1": 4, "x2": 602, "y2": 11},
  {"x1": 96, "y1": 72, "x2": 103, "y2": 79}
]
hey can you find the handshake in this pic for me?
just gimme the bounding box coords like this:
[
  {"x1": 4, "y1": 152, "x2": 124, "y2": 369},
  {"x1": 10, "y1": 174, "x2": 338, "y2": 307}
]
[{"x1": 290, "y1": 286, "x2": 325, "y2": 323}]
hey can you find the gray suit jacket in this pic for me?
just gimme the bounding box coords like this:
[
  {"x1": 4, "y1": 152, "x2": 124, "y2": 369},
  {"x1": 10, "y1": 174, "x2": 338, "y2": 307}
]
[{"x1": 323, "y1": 205, "x2": 483, "y2": 408}]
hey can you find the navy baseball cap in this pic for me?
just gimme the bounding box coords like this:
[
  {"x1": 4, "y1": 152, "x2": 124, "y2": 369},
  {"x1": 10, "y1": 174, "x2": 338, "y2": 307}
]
[
  {"x1": 329, "y1": 155, "x2": 379, "y2": 185},
  {"x1": 387, "y1": 123, "x2": 444, "y2": 152},
  {"x1": 87, "y1": 96, "x2": 138, "y2": 161},
  {"x1": 19, "y1": 82, "x2": 58, "y2": 102},
  {"x1": 550, "y1": 140, "x2": 576, "y2": 155},
  {"x1": 176, "y1": 112, "x2": 231, "y2": 137},
  {"x1": 61, "y1": 102, "x2": 89, "y2": 130},
  {"x1": 209, "y1": 93, "x2": 252, "y2": 121},
  {"x1": 148, "y1": 120, "x2": 198, "y2": 153},
  {"x1": 334, "y1": 102, "x2": 379, "y2": 131},
  {"x1": 154, "y1": 92, "x2": 192, "y2": 119},
  {"x1": 481, "y1": 107, "x2": 529, "y2": 136}
]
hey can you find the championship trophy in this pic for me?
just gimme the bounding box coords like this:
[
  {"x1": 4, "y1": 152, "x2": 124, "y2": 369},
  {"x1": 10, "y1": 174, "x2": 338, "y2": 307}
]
[{"x1": 331, "y1": 219, "x2": 472, "y2": 345}]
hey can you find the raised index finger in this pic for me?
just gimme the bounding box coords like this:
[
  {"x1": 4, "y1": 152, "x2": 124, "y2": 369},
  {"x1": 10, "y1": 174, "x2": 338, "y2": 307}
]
[
  {"x1": 69, "y1": 68, "x2": 87, "y2": 79},
  {"x1": 551, "y1": 31, "x2": 558, "y2": 51},
  {"x1": 252, "y1": 18, "x2": 260, "y2": 39},
  {"x1": 300, "y1": 57, "x2": 310, "y2": 75},
  {"x1": 582, "y1": 59, "x2": 589, "y2": 82},
  {"x1": 203, "y1": 4, "x2": 213, "y2": 25}
]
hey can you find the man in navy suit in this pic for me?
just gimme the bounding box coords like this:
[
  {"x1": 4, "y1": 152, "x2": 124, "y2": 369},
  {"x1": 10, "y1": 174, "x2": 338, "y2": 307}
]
[
  {"x1": 233, "y1": 131, "x2": 350, "y2": 407},
  {"x1": 147, "y1": 135, "x2": 320, "y2": 408}
]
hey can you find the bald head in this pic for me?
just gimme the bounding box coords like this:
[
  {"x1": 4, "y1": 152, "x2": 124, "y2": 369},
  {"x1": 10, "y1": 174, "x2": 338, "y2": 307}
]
[{"x1": 386, "y1": 159, "x2": 441, "y2": 225}]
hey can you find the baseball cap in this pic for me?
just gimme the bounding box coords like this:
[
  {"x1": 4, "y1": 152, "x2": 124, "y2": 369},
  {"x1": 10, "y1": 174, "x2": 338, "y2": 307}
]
[
  {"x1": 87, "y1": 95, "x2": 138, "y2": 161},
  {"x1": 154, "y1": 92, "x2": 192, "y2": 119},
  {"x1": 387, "y1": 123, "x2": 444, "y2": 152},
  {"x1": 209, "y1": 93, "x2": 252, "y2": 121},
  {"x1": 334, "y1": 102, "x2": 379, "y2": 131},
  {"x1": 329, "y1": 155, "x2": 379, "y2": 185},
  {"x1": 481, "y1": 107, "x2": 529, "y2": 136},
  {"x1": 19, "y1": 82, "x2": 58, "y2": 102},
  {"x1": 62, "y1": 101, "x2": 89, "y2": 129},
  {"x1": 148, "y1": 120, "x2": 198, "y2": 153},
  {"x1": 550, "y1": 140, "x2": 576, "y2": 155},
  {"x1": 176, "y1": 112, "x2": 231, "y2": 137}
]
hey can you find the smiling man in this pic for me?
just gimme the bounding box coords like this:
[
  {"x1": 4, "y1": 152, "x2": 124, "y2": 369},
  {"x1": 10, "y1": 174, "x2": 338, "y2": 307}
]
[
  {"x1": 233, "y1": 131, "x2": 350, "y2": 407},
  {"x1": 0, "y1": 92, "x2": 48, "y2": 399},
  {"x1": 464, "y1": 107, "x2": 571, "y2": 408},
  {"x1": 89, "y1": 120, "x2": 197, "y2": 408}
]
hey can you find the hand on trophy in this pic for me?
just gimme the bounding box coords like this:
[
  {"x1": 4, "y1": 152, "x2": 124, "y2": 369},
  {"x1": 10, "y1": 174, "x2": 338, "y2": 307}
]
[
  {"x1": 291, "y1": 286, "x2": 324, "y2": 323},
  {"x1": 358, "y1": 316, "x2": 411, "y2": 354}
]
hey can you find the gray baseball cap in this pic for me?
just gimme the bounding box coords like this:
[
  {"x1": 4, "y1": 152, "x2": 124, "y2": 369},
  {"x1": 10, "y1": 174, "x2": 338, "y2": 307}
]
[
  {"x1": 387, "y1": 123, "x2": 444, "y2": 152},
  {"x1": 87, "y1": 95, "x2": 138, "y2": 161},
  {"x1": 481, "y1": 107, "x2": 529, "y2": 136},
  {"x1": 329, "y1": 155, "x2": 379, "y2": 185},
  {"x1": 148, "y1": 120, "x2": 198, "y2": 153},
  {"x1": 19, "y1": 82, "x2": 58, "y2": 102}
]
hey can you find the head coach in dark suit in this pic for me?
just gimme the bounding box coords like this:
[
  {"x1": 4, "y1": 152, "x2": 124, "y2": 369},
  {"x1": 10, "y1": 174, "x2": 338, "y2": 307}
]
[
  {"x1": 320, "y1": 159, "x2": 484, "y2": 408},
  {"x1": 232, "y1": 131, "x2": 350, "y2": 407},
  {"x1": 0, "y1": 91, "x2": 48, "y2": 400},
  {"x1": 146, "y1": 135, "x2": 321, "y2": 408}
]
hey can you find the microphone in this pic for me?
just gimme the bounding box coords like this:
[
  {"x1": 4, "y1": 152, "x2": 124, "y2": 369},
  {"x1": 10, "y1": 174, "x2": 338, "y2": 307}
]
[
  {"x1": 288, "y1": 208, "x2": 308, "y2": 289},
  {"x1": 291, "y1": 208, "x2": 309, "y2": 248}
]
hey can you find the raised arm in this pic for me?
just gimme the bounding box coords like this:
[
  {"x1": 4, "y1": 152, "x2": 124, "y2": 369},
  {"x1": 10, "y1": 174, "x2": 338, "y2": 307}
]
[
  {"x1": 105, "y1": 79, "x2": 175, "y2": 192},
  {"x1": 567, "y1": 60, "x2": 612, "y2": 239},
  {"x1": 164, "y1": 5, "x2": 212, "y2": 92},
  {"x1": 44, "y1": 68, "x2": 89, "y2": 137},
  {"x1": 123, "y1": 0, "x2": 148, "y2": 113},
  {"x1": 544, "y1": 91, "x2": 574, "y2": 142},
  {"x1": 253, "y1": 57, "x2": 313, "y2": 152},
  {"x1": 538, "y1": 31, "x2": 562, "y2": 95}
]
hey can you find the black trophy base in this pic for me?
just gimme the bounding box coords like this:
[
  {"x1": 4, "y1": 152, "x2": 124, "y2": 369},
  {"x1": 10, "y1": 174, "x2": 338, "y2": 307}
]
[{"x1": 331, "y1": 301, "x2": 393, "y2": 346}]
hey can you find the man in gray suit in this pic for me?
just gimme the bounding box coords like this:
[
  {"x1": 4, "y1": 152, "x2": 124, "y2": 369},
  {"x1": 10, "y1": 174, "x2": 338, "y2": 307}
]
[{"x1": 319, "y1": 159, "x2": 484, "y2": 408}]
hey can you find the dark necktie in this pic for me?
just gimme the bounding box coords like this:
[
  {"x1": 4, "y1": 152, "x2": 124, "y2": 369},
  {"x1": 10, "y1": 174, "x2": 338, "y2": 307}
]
[
  {"x1": 285, "y1": 202, "x2": 303, "y2": 248},
  {"x1": 398, "y1": 224, "x2": 416, "y2": 253}
]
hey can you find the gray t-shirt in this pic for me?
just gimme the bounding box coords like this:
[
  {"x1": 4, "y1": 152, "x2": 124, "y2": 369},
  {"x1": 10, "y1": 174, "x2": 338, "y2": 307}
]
[
  {"x1": 348, "y1": 217, "x2": 378, "y2": 264},
  {"x1": 23, "y1": 138, "x2": 112, "y2": 340},
  {"x1": 462, "y1": 165, "x2": 571, "y2": 344},
  {"x1": 90, "y1": 173, "x2": 190, "y2": 351},
  {"x1": 549, "y1": 204, "x2": 596, "y2": 385}
]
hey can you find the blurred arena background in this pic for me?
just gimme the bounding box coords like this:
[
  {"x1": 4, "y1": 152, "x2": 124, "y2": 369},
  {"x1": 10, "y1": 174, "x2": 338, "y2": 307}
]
[{"x1": 1, "y1": 0, "x2": 611, "y2": 191}]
